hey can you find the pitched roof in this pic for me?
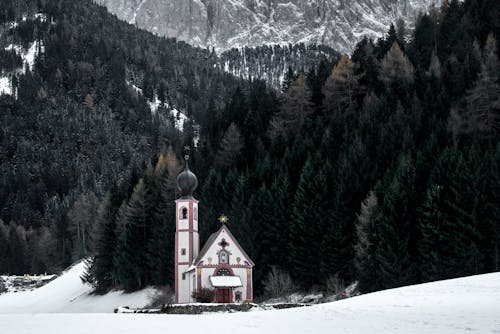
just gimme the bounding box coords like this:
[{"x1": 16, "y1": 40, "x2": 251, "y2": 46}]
[{"x1": 193, "y1": 225, "x2": 254, "y2": 266}]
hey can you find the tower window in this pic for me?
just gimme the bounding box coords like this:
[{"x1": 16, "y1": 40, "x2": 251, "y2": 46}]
[
  {"x1": 181, "y1": 248, "x2": 186, "y2": 256},
  {"x1": 194, "y1": 207, "x2": 198, "y2": 220},
  {"x1": 180, "y1": 207, "x2": 188, "y2": 219}
]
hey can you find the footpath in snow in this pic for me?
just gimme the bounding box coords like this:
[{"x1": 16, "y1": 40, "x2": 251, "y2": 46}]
[{"x1": 0, "y1": 261, "x2": 499, "y2": 333}]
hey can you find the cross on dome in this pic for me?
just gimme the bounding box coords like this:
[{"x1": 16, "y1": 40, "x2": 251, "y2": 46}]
[{"x1": 183, "y1": 146, "x2": 191, "y2": 161}]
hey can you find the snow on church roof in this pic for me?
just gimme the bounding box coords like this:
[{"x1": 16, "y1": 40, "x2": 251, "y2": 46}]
[{"x1": 209, "y1": 276, "x2": 242, "y2": 288}]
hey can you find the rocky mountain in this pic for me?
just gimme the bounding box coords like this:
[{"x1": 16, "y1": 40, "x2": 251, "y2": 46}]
[{"x1": 95, "y1": 0, "x2": 441, "y2": 54}]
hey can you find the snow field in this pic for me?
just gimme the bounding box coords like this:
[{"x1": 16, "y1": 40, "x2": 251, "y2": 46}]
[
  {"x1": 0, "y1": 261, "x2": 156, "y2": 314},
  {"x1": 1, "y1": 260, "x2": 499, "y2": 333}
]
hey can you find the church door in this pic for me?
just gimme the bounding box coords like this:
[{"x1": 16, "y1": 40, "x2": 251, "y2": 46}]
[{"x1": 216, "y1": 288, "x2": 232, "y2": 303}]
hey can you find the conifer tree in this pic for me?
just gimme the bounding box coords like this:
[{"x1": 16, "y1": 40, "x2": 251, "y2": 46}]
[
  {"x1": 269, "y1": 74, "x2": 314, "y2": 141},
  {"x1": 147, "y1": 153, "x2": 177, "y2": 286},
  {"x1": 373, "y1": 154, "x2": 417, "y2": 290},
  {"x1": 82, "y1": 193, "x2": 116, "y2": 292},
  {"x1": 322, "y1": 55, "x2": 361, "y2": 114},
  {"x1": 289, "y1": 155, "x2": 330, "y2": 288},
  {"x1": 379, "y1": 42, "x2": 415, "y2": 96},
  {"x1": 464, "y1": 34, "x2": 500, "y2": 137},
  {"x1": 114, "y1": 179, "x2": 148, "y2": 291},
  {"x1": 418, "y1": 148, "x2": 484, "y2": 281},
  {"x1": 216, "y1": 123, "x2": 244, "y2": 168},
  {"x1": 354, "y1": 191, "x2": 379, "y2": 293}
]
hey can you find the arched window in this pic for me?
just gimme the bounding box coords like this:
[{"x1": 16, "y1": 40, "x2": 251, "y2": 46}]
[
  {"x1": 180, "y1": 207, "x2": 188, "y2": 219},
  {"x1": 219, "y1": 250, "x2": 228, "y2": 264},
  {"x1": 194, "y1": 207, "x2": 198, "y2": 220}
]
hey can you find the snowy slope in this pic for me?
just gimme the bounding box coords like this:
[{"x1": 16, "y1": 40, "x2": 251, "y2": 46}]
[
  {"x1": 1, "y1": 264, "x2": 500, "y2": 333},
  {"x1": 96, "y1": 0, "x2": 441, "y2": 54},
  {"x1": 0, "y1": 261, "x2": 157, "y2": 314},
  {"x1": 0, "y1": 40, "x2": 44, "y2": 96}
]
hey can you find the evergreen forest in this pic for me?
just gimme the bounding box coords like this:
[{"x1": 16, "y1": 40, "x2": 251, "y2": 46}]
[{"x1": 0, "y1": 0, "x2": 499, "y2": 297}]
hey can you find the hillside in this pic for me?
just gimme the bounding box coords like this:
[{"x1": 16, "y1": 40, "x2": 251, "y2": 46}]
[
  {"x1": 0, "y1": 261, "x2": 157, "y2": 313},
  {"x1": 0, "y1": 262, "x2": 499, "y2": 333},
  {"x1": 1, "y1": 0, "x2": 499, "y2": 302}
]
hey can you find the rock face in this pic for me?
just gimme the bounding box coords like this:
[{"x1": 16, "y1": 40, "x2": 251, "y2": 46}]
[{"x1": 96, "y1": 0, "x2": 440, "y2": 54}]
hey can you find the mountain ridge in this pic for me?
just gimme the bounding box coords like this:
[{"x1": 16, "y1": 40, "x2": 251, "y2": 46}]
[{"x1": 95, "y1": 0, "x2": 442, "y2": 54}]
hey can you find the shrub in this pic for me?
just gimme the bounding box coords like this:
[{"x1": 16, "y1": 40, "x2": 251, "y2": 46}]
[
  {"x1": 263, "y1": 266, "x2": 296, "y2": 299},
  {"x1": 192, "y1": 288, "x2": 215, "y2": 303}
]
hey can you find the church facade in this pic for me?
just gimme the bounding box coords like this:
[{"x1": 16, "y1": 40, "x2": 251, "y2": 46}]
[{"x1": 174, "y1": 156, "x2": 254, "y2": 304}]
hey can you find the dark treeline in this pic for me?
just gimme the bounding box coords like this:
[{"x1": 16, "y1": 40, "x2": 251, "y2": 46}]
[
  {"x1": 87, "y1": 0, "x2": 499, "y2": 295},
  {"x1": 0, "y1": 0, "x2": 246, "y2": 274},
  {"x1": 1, "y1": 0, "x2": 499, "y2": 298}
]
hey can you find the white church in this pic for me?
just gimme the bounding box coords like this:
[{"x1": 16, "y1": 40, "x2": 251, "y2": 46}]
[{"x1": 174, "y1": 155, "x2": 254, "y2": 304}]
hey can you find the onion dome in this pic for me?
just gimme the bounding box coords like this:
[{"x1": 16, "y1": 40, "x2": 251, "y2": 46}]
[{"x1": 176, "y1": 155, "x2": 198, "y2": 198}]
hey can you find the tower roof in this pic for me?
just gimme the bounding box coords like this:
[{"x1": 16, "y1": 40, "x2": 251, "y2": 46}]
[{"x1": 176, "y1": 155, "x2": 198, "y2": 199}]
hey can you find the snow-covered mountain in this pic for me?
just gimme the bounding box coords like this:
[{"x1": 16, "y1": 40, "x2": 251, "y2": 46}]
[{"x1": 95, "y1": 0, "x2": 440, "y2": 54}]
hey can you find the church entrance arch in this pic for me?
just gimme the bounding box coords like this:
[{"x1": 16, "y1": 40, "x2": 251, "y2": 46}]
[{"x1": 214, "y1": 266, "x2": 234, "y2": 303}]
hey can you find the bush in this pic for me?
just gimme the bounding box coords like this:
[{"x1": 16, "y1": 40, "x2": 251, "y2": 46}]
[
  {"x1": 263, "y1": 266, "x2": 296, "y2": 299},
  {"x1": 192, "y1": 288, "x2": 215, "y2": 303},
  {"x1": 148, "y1": 286, "x2": 174, "y2": 308},
  {"x1": 0, "y1": 279, "x2": 6, "y2": 294},
  {"x1": 326, "y1": 272, "x2": 345, "y2": 296}
]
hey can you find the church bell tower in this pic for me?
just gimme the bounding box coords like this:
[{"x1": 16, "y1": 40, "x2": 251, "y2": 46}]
[{"x1": 174, "y1": 153, "x2": 199, "y2": 303}]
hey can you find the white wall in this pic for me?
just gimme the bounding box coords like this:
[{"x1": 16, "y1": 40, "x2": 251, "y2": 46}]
[{"x1": 195, "y1": 227, "x2": 253, "y2": 303}]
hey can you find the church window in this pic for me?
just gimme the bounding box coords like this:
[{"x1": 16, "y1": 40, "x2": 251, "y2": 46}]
[
  {"x1": 182, "y1": 273, "x2": 186, "y2": 280},
  {"x1": 180, "y1": 207, "x2": 188, "y2": 219},
  {"x1": 194, "y1": 207, "x2": 198, "y2": 220},
  {"x1": 219, "y1": 250, "x2": 228, "y2": 264},
  {"x1": 216, "y1": 268, "x2": 231, "y2": 276},
  {"x1": 181, "y1": 248, "x2": 186, "y2": 256}
]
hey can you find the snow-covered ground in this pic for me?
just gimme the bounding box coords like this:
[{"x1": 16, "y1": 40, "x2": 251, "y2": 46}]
[
  {"x1": 0, "y1": 261, "x2": 156, "y2": 314},
  {"x1": 0, "y1": 261, "x2": 499, "y2": 334}
]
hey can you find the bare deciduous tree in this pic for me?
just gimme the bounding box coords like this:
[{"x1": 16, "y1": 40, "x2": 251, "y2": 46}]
[{"x1": 263, "y1": 266, "x2": 296, "y2": 299}]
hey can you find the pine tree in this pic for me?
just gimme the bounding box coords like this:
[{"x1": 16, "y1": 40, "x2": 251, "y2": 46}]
[
  {"x1": 147, "y1": 153, "x2": 177, "y2": 286},
  {"x1": 82, "y1": 193, "x2": 116, "y2": 292},
  {"x1": 289, "y1": 155, "x2": 330, "y2": 289},
  {"x1": 379, "y1": 42, "x2": 415, "y2": 95},
  {"x1": 114, "y1": 179, "x2": 148, "y2": 291},
  {"x1": 418, "y1": 148, "x2": 484, "y2": 281},
  {"x1": 322, "y1": 55, "x2": 361, "y2": 114},
  {"x1": 373, "y1": 154, "x2": 417, "y2": 290},
  {"x1": 464, "y1": 34, "x2": 500, "y2": 137},
  {"x1": 216, "y1": 123, "x2": 244, "y2": 168},
  {"x1": 354, "y1": 191, "x2": 379, "y2": 293},
  {"x1": 269, "y1": 74, "x2": 314, "y2": 141}
]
